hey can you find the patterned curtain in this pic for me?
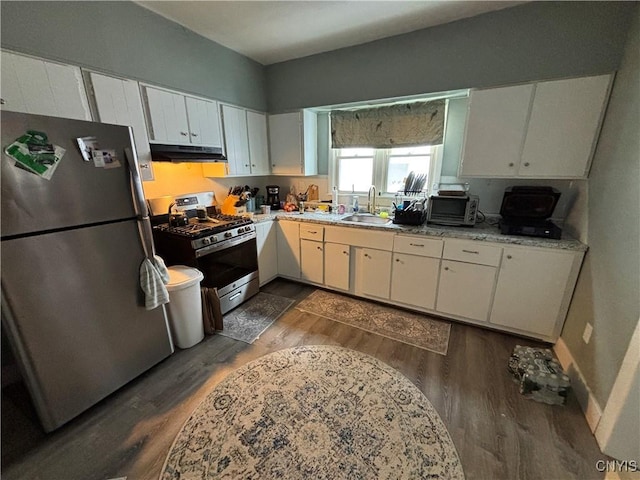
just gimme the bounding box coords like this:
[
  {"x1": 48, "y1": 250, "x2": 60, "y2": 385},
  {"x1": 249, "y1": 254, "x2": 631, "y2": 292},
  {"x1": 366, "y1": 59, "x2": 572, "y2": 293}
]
[{"x1": 331, "y1": 100, "x2": 446, "y2": 148}]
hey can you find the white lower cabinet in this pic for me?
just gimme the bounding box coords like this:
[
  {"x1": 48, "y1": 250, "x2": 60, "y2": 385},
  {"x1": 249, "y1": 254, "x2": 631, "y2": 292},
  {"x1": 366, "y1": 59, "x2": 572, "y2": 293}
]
[
  {"x1": 256, "y1": 221, "x2": 278, "y2": 286},
  {"x1": 324, "y1": 242, "x2": 350, "y2": 291},
  {"x1": 276, "y1": 221, "x2": 300, "y2": 279},
  {"x1": 436, "y1": 260, "x2": 497, "y2": 322},
  {"x1": 490, "y1": 246, "x2": 579, "y2": 338},
  {"x1": 390, "y1": 253, "x2": 440, "y2": 310},
  {"x1": 355, "y1": 248, "x2": 392, "y2": 300},
  {"x1": 300, "y1": 239, "x2": 324, "y2": 284},
  {"x1": 273, "y1": 220, "x2": 583, "y2": 342}
]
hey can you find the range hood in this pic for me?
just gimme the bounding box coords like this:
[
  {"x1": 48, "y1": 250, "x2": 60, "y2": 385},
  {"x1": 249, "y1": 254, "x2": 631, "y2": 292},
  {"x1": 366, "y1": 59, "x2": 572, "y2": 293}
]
[{"x1": 150, "y1": 143, "x2": 226, "y2": 163}]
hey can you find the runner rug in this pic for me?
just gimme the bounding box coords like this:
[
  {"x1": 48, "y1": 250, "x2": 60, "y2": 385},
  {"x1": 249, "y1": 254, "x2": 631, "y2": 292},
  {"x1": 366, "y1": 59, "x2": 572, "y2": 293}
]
[{"x1": 296, "y1": 290, "x2": 451, "y2": 355}]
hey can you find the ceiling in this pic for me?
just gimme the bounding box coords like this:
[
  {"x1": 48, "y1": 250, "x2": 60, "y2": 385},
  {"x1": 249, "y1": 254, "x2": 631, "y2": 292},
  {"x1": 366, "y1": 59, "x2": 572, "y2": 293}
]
[{"x1": 136, "y1": 1, "x2": 524, "y2": 65}]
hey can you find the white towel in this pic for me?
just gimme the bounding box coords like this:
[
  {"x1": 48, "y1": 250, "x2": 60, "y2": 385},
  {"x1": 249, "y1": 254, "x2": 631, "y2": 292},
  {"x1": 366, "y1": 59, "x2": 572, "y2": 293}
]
[{"x1": 140, "y1": 255, "x2": 170, "y2": 310}]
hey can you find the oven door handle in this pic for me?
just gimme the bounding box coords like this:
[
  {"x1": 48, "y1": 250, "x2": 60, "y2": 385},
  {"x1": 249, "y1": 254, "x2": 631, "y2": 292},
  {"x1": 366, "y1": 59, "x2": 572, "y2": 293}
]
[{"x1": 195, "y1": 231, "x2": 257, "y2": 258}]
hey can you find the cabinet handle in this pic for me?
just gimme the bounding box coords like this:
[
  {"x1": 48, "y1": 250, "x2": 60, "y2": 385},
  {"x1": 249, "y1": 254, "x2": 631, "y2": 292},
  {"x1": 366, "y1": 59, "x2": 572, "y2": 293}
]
[
  {"x1": 444, "y1": 266, "x2": 449, "y2": 271},
  {"x1": 364, "y1": 253, "x2": 370, "y2": 258},
  {"x1": 506, "y1": 254, "x2": 512, "y2": 259},
  {"x1": 342, "y1": 251, "x2": 348, "y2": 255},
  {"x1": 523, "y1": 162, "x2": 530, "y2": 167},
  {"x1": 395, "y1": 258, "x2": 401, "y2": 262},
  {"x1": 272, "y1": 164, "x2": 276, "y2": 167},
  {"x1": 252, "y1": 164, "x2": 256, "y2": 167},
  {"x1": 508, "y1": 162, "x2": 514, "y2": 167},
  {"x1": 308, "y1": 231, "x2": 317, "y2": 234},
  {"x1": 317, "y1": 246, "x2": 322, "y2": 251},
  {"x1": 191, "y1": 133, "x2": 198, "y2": 137},
  {"x1": 245, "y1": 164, "x2": 249, "y2": 167},
  {"x1": 462, "y1": 249, "x2": 479, "y2": 254},
  {"x1": 409, "y1": 243, "x2": 424, "y2": 247},
  {"x1": 0, "y1": 98, "x2": 5, "y2": 105},
  {"x1": 180, "y1": 131, "x2": 188, "y2": 136}
]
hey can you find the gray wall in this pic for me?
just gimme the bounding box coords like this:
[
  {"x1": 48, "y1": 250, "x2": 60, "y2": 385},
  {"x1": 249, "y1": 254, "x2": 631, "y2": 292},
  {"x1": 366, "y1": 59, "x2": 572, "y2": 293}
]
[
  {"x1": 561, "y1": 8, "x2": 640, "y2": 408},
  {"x1": 0, "y1": 1, "x2": 267, "y2": 111},
  {"x1": 266, "y1": 2, "x2": 634, "y2": 112}
]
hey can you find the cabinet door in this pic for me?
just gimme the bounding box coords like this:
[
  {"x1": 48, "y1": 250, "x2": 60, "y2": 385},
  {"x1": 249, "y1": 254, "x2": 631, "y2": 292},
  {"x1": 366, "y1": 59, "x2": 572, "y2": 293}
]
[
  {"x1": 247, "y1": 110, "x2": 270, "y2": 175},
  {"x1": 256, "y1": 222, "x2": 278, "y2": 286},
  {"x1": 185, "y1": 96, "x2": 222, "y2": 147},
  {"x1": 355, "y1": 248, "x2": 392, "y2": 300},
  {"x1": 390, "y1": 253, "x2": 440, "y2": 310},
  {"x1": 269, "y1": 112, "x2": 303, "y2": 175},
  {"x1": 460, "y1": 84, "x2": 533, "y2": 177},
  {"x1": 436, "y1": 260, "x2": 496, "y2": 322},
  {"x1": 221, "y1": 104, "x2": 250, "y2": 175},
  {"x1": 276, "y1": 221, "x2": 300, "y2": 278},
  {"x1": 490, "y1": 247, "x2": 576, "y2": 338},
  {"x1": 300, "y1": 239, "x2": 324, "y2": 284},
  {"x1": 143, "y1": 87, "x2": 190, "y2": 144},
  {"x1": 88, "y1": 72, "x2": 154, "y2": 181},
  {"x1": 520, "y1": 75, "x2": 612, "y2": 178},
  {"x1": 1, "y1": 51, "x2": 91, "y2": 120},
  {"x1": 324, "y1": 242, "x2": 350, "y2": 291}
]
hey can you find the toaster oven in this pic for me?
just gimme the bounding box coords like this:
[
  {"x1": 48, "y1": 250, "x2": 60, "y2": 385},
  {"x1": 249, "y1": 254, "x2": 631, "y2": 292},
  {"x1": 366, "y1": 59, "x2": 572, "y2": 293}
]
[{"x1": 427, "y1": 195, "x2": 479, "y2": 226}]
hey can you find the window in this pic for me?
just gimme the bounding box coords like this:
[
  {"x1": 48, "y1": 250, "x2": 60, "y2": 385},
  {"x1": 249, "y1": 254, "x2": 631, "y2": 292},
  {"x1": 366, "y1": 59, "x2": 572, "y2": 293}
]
[{"x1": 332, "y1": 145, "x2": 442, "y2": 196}]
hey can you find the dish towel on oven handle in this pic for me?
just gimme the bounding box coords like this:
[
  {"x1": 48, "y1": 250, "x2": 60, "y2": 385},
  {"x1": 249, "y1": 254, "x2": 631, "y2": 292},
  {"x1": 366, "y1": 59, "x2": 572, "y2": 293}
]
[{"x1": 140, "y1": 255, "x2": 170, "y2": 310}]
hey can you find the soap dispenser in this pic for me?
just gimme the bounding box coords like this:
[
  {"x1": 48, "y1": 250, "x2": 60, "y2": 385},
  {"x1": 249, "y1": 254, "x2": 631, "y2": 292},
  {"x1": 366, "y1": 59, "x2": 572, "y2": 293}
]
[{"x1": 352, "y1": 193, "x2": 359, "y2": 213}]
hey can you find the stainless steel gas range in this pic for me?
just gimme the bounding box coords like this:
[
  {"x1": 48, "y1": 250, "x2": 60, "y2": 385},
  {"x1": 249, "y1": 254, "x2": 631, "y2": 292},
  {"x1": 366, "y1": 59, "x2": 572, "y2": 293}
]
[{"x1": 148, "y1": 192, "x2": 259, "y2": 314}]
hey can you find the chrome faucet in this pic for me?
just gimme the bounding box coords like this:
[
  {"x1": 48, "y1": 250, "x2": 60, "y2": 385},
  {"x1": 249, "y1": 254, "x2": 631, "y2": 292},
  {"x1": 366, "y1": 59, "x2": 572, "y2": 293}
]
[{"x1": 367, "y1": 185, "x2": 377, "y2": 213}]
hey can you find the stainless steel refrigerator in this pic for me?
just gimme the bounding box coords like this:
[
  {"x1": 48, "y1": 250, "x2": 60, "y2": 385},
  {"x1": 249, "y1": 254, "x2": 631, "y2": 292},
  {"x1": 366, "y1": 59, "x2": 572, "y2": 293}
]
[{"x1": 1, "y1": 111, "x2": 174, "y2": 432}]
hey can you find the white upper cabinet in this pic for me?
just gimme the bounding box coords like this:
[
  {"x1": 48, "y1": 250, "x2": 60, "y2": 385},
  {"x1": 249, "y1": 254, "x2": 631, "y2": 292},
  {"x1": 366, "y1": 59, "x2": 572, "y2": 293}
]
[
  {"x1": 1, "y1": 50, "x2": 91, "y2": 121},
  {"x1": 217, "y1": 106, "x2": 270, "y2": 177},
  {"x1": 460, "y1": 84, "x2": 533, "y2": 177},
  {"x1": 143, "y1": 86, "x2": 190, "y2": 144},
  {"x1": 141, "y1": 85, "x2": 222, "y2": 148},
  {"x1": 185, "y1": 96, "x2": 222, "y2": 147},
  {"x1": 268, "y1": 110, "x2": 317, "y2": 176},
  {"x1": 86, "y1": 72, "x2": 154, "y2": 181},
  {"x1": 221, "y1": 104, "x2": 251, "y2": 175},
  {"x1": 246, "y1": 110, "x2": 270, "y2": 175},
  {"x1": 460, "y1": 74, "x2": 612, "y2": 179},
  {"x1": 520, "y1": 75, "x2": 612, "y2": 177}
]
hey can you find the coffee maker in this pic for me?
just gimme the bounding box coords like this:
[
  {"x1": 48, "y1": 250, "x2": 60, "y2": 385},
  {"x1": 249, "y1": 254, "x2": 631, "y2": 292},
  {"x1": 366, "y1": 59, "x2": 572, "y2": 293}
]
[{"x1": 266, "y1": 185, "x2": 281, "y2": 210}]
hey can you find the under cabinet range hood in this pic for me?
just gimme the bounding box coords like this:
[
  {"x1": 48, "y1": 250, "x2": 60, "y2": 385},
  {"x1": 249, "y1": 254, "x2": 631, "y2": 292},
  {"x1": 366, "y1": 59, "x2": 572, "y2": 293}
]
[{"x1": 150, "y1": 143, "x2": 226, "y2": 162}]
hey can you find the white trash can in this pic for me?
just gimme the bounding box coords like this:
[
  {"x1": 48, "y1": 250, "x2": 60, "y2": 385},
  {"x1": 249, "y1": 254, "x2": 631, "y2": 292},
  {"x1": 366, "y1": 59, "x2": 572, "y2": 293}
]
[{"x1": 166, "y1": 266, "x2": 205, "y2": 349}]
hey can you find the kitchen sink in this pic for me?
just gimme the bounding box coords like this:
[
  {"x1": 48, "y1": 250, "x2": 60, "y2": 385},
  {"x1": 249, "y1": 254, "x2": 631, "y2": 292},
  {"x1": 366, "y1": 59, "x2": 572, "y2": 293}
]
[{"x1": 341, "y1": 214, "x2": 391, "y2": 225}]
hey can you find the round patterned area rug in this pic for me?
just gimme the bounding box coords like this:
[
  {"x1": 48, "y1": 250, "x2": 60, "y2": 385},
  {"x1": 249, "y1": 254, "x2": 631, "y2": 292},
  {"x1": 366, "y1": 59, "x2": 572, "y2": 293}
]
[{"x1": 160, "y1": 345, "x2": 465, "y2": 479}]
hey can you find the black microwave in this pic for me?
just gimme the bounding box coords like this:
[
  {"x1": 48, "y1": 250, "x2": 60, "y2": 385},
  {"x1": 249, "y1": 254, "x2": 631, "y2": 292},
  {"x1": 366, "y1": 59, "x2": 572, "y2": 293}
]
[{"x1": 427, "y1": 195, "x2": 479, "y2": 226}]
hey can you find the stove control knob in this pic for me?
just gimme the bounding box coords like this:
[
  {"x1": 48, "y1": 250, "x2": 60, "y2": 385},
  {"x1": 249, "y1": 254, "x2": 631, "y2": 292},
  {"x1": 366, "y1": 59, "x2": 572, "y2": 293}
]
[
  {"x1": 225, "y1": 232, "x2": 233, "y2": 238},
  {"x1": 203, "y1": 237, "x2": 212, "y2": 245}
]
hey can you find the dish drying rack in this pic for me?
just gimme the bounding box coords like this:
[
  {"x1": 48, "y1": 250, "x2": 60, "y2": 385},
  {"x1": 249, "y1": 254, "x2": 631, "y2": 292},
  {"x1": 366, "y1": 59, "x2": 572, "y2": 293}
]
[
  {"x1": 401, "y1": 172, "x2": 428, "y2": 196},
  {"x1": 393, "y1": 190, "x2": 428, "y2": 225}
]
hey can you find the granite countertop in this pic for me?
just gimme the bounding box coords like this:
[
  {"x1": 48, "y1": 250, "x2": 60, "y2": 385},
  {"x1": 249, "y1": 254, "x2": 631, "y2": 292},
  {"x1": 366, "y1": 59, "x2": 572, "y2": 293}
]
[{"x1": 252, "y1": 212, "x2": 588, "y2": 252}]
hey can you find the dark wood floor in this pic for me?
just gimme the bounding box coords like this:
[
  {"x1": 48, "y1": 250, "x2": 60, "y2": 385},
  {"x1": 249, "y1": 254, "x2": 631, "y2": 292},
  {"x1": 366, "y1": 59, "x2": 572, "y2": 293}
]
[{"x1": 2, "y1": 279, "x2": 607, "y2": 480}]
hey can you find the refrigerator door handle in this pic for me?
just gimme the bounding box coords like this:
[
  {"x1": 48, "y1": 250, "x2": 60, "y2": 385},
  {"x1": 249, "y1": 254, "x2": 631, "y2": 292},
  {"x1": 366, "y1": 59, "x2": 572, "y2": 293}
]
[{"x1": 124, "y1": 145, "x2": 155, "y2": 259}]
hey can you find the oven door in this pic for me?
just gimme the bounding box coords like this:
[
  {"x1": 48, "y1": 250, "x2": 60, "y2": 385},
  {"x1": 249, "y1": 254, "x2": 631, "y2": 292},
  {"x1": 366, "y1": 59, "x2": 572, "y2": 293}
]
[{"x1": 194, "y1": 232, "x2": 259, "y2": 311}]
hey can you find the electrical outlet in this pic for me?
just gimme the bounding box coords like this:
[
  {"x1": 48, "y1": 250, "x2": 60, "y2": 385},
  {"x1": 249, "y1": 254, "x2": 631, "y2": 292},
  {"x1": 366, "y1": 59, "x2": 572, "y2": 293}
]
[{"x1": 582, "y1": 322, "x2": 593, "y2": 344}]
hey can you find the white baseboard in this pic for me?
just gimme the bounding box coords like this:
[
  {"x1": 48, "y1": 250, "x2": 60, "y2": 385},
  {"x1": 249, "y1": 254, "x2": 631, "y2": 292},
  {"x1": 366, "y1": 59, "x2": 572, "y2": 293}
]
[{"x1": 554, "y1": 337, "x2": 603, "y2": 433}]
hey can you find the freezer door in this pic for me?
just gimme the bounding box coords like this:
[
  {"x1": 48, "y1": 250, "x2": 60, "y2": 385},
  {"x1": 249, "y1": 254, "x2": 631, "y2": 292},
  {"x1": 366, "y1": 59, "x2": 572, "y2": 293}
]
[
  {"x1": 1, "y1": 220, "x2": 173, "y2": 432},
  {"x1": 1, "y1": 111, "x2": 141, "y2": 237}
]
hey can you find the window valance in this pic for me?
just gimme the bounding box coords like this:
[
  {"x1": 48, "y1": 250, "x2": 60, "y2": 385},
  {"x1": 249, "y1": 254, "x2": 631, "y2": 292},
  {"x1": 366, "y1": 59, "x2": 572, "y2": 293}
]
[{"x1": 331, "y1": 99, "x2": 446, "y2": 149}]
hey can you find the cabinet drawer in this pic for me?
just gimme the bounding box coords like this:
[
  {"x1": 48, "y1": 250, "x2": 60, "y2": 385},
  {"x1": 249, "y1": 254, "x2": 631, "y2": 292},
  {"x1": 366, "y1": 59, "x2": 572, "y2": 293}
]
[
  {"x1": 393, "y1": 235, "x2": 443, "y2": 258},
  {"x1": 324, "y1": 226, "x2": 393, "y2": 251},
  {"x1": 300, "y1": 224, "x2": 324, "y2": 241},
  {"x1": 443, "y1": 239, "x2": 502, "y2": 266}
]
